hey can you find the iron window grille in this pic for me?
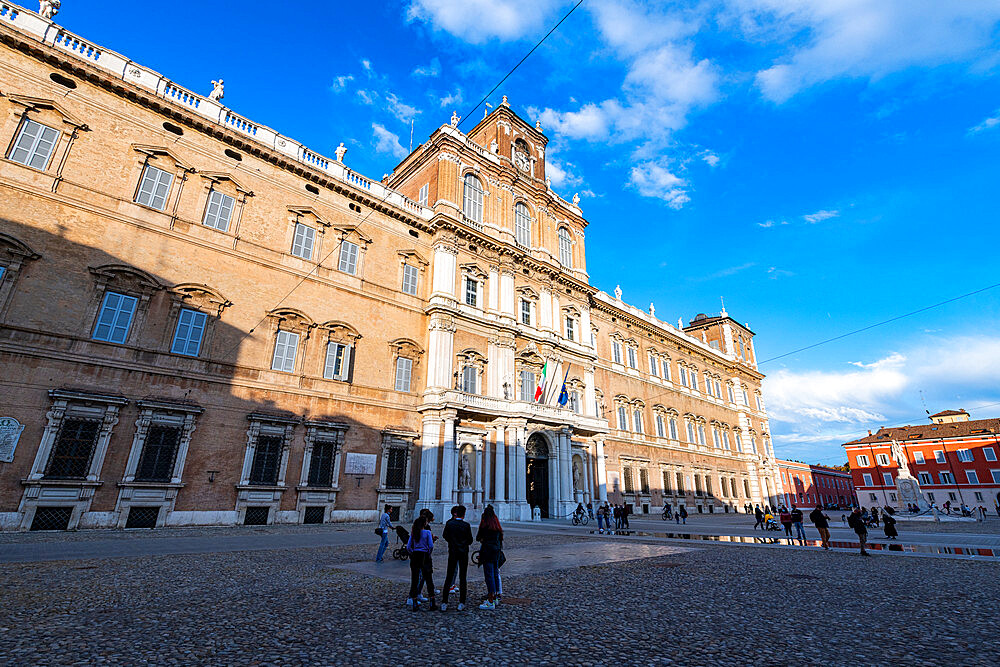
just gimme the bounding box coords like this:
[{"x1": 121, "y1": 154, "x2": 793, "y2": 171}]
[
  {"x1": 639, "y1": 468, "x2": 650, "y2": 494},
  {"x1": 30, "y1": 506, "x2": 73, "y2": 531},
  {"x1": 623, "y1": 466, "x2": 634, "y2": 493},
  {"x1": 249, "y1": 435, "x2": 283, "y2": 485},
  {"x1": 45, "y1": 418, "x2": 101, "y2": 479},
  {"x1": 243, "y1": 506, "x2": 269, "y2": 525},
  {"x1": 307, "y1": 439, "x2": 337, "y2": 487},
  {"x1": 134, "y1": 424, "x2": 181, "y2": 482},
  {"x1": 384, "y1": 448, "x2": 408, "y2": 489},
  {"x1": 125, "y1": 506, "x2": 159, "y2": 528}
]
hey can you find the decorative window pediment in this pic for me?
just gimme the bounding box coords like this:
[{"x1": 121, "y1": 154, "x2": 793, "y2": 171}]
[
  {"x1": 131, "y1": 144, "x2": 194, "y2": 172},
  {"x1": 7, "y1": 95, "x2": 88, "y2": 130},
  {"x1": 397, "y1": 249, "x2": 428, "y2": 267},
  {"x1": 317, "y1": 320, "x2": 361, "y2": 344},
  {"x1": 269, "y1": 308, "x2": 314, "y2": 334},
  {"x1": 199, "y1": 172, "x2": 253, "y2": 196},
  {"x1": 288, "y1": 206, "x2": 329, "y2": 227},
  {"x1": 389, "y1": 337, "x2": 424, "y2": 361},
  {"x1": 562, "y1": 304, "x2": 580, "y2": 317},
  {"x1": 516, "y1": 285, "x2": 538, "y2": 300},
  {"x1": 169, "y1": 283, "x2": 231, "y2": 316},
  {"x1": 89, "y1": 264, "x2": 162, "y2": 296},
  {"x1": 460, "y1": 262, "x2": 488, "y2": 281},
  {"x1": 456, "y1": 348, "x2": 487, "y2": 368},
  {"x1": 333, "y1": 224, "x2": 373, "y2": 246}
]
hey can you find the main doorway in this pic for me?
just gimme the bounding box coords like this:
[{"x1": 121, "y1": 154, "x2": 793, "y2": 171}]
[{"x1": 525, "y1": 433, "x2": 549, "y2": 518}]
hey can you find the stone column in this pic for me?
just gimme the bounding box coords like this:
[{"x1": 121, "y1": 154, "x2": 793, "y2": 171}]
[
  {"x1": 431, "y1": 241, "x2": 457, "y2": 298},
  {"x1": 426, "y1": 314, "x2": 456, "y2": 390},
  {"x1": 559, "y1": 429, "x2": 573, "y2": 515},
  {"x1": 483, "y1": 431, "x2": 492, "y2": 504},
  {"x1": 488, "y1": 265, "x2": 499, "y2": 312},
  {"x1": 539, "y1": 287, "x2": 552, "y2": 330},
  {"x1": 584, "y1": 366, "x2": 597, "y2": 417},
  {"x1": 439, "y1": 414, "x2": 457, "y2": 511},
  {"x1": 499, "y1": 267, "x2": 515, "y2": 316},
  {"x1": 581, "y1": 306, "x2": 592, "y2": 348},
  {"x1": 595, "y1": 437, "x2": 608, "y2": 501},
  {"x1": 494, "y1": 424, "x2": 506, "y2": 504},
  {"x1": 474, "y1": 443, "x2": 484, "y2": 508},
  {"x1": 417, "y1": 416, "x2": 441, "y2": 511}
]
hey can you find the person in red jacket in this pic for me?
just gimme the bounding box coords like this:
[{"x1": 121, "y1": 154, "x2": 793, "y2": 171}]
[{"x1": 779, "y1": 508, "x2": 793, "y2": 537}]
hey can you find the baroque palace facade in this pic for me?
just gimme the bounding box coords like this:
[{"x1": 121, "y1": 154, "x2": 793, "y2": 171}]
[{"x1": 0, "y1": 5, "x2": 778, "y2": 530}]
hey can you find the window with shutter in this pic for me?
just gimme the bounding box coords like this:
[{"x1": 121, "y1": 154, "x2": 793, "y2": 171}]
[
  {"x1": 339, "y1": 241, "x2": 359, "y2": 274},
  {"x1": 92, "y1": 291, "x2": 138, "y2": 344},
  {"x1": 203, "y1": 190, "x2": 235, "y2": 231},
  {"x1": 271, "y1": 330, "x2": 299, "y2": 372},
  {"x1": 171, "y1": 308, "x2": 207, "y2": 356},
  {"x1": 394, "y1": 357, "x2": 412, "y2": 392},
  {"x1": 291, "y1": 223, "x2": 315, "y2": 259},
  {"x1": 9, "y1": 119, "x2": 60, "y2": 170},
  {"x1": 323, "y1": 343, "x2": 352, "y2": 381},
  {"x1": 135, "y1": 165, "x2": 174, "y2": 210}
]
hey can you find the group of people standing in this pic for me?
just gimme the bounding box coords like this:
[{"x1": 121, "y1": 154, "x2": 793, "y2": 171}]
[
  {"x1": 594, "y1": 501, "x2": 632, "y2": 532},
  {"x1": 375, "y1": 504, "x2": 505, "y2": 612}
]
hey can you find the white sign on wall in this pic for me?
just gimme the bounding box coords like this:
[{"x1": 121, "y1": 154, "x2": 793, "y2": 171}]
[
  {"x1": 0, "y1": 417, "x2": 25, "y2": 463},
  {"x1": 343, "y1": 452, "x2": 377, "y2": 475}
]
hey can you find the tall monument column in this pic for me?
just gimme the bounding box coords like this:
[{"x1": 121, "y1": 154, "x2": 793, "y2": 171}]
[
  {"x1": 594, "y1": 436, "x2": 608, "y2": 501},
  {"x1": 417, "y1": 416, "x2": 442, "y2": 512}
]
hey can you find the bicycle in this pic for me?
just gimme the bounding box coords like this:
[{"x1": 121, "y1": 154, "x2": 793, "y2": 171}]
[
  {"x1": 661, "y1": 508, "x2": 672, "y2": 521},
  {"x1": 571, "y1": 513, "x2": 589, "y2": 526}
]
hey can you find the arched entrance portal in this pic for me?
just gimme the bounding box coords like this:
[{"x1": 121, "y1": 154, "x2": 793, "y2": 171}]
[{"x1": 525, "y1": 433, "x2": 549, "y2": 518}]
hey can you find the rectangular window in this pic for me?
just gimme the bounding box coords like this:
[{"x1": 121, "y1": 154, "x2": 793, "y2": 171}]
[
  {"x1": 135, "y1": 424, "x2": 181, "y2": 482},
  {"x1": 742, "y1": 389, "x2": 749, "y2": 406},
  {"x1": 520, "y1": 299, "x2": 532, "y2": 326},
  {"x1": 633, "y1": 409, "x2": 643, "y2": 434},
  {"x1": 743, "y1": 479, "x2": 751, "y2": 497},
  {"x1": 686, "y1": 422, "x2": 696, "y2": 443},
  {"x1": 565, "y1": 316, "x2": 575, "y2": 341},
  {"x1": 627, "y1": 347, "x2": 638, "y2": 369},
  {"x1": 622, "y1": 465, "x2": 634, "y2": 493},
  {"x1": 966, "y1": 470, "x2": 979, "y2": 485},
  {"x1": 649, "y1": 356, "x2": 658, "y2": 377},
  {"x1": 92, "y1": 291, "x2": 138, "y2": 344},
  {"x1": 45, "y1": 418, "x2": 100, "y2": 479},
  {"x1": 464, "y1": 277, "x2": 478, "y2": 307},
  {"x1": 662, "y1": 470, "x2": 672, "y2": 494},
  {"x1": 882, "y1": 472, "x2": 893, "y2": 485},
  {"x1": 934, "y1": 450, "x2": 946, "y2": 463},
  {"x1": 668, "y1": 417, "x2": 678, "y2": 440},
  {"x1": 715, "y1": 380, "x2": 722, "y2": 398},
  {"x1": 401, "y1": 263, "x2": 419, "y2": 295},
  {"x1": 690, "y1": 373, "x2": 699, "y2": 392},
  {"x1": 656, "y1": 415, "x2": 666, "y2": 438},
  {"x1": 617, "y1": 406, "x2": 628, "y2": 431},
  {"x1": 676, "y1": 471, "x2": 685, "y2": 494},
  {"x1": 756, "y1": 395, "x2": 762, "y2": 410},
  {"x1": 612, "y1": 341, "x2": 622, "y2": 364},
  {"x1": 712, "y1": 428, "x2": 721, "y2": 448},
  {"x1": 698, "y1": 425, "x2": 707, "y2": 446},
  {"x1": 135, "y1": 164, "x2": 174, "y2": 211},
  {"x1": 10, "y1": 119, "x2": 60, "y2": 170},
  {"x1": 203, "y1": 189, "x2": 235, "y2": 231},
  {"x1": 662, "y1": 359, "x2": 671, "y2": 381},
  {"x1": 519, "y1": 370, "x2": 535, "y2": 402},
  {"x1": 918, "y1": 472, "x2": 931, "y2": 485},
  {"x1": 394, "y1": 357, "x2": 412, "y2": 392},
  {"x1": 939, "y1": 472, "x2": 954, "y2": 484},
  {"x1": 307, "y1": 439, "x2": 337, "y2": 487},
  {"x1": 856, "y1": 455, "x2": 870, "y2": 467},
  {"x1": 417, "y1": 183, "x2": 429, "y2": 206},
  {"x1": 271, "y1": 330, "x2": 299, "y2": 373},
  {"x1": 323, "y1": 342, "x2": 352, "y2": 382},
  {"x1": 569, "y1": 391, "x2": 580, "y2": 413},
  {"x1": 639, "y1": 468, "x2": 650, "y2": 494},
  {"x1": 338, "y1": 241, "x2": 359, "y2": 275},
  {"x1": 862, "y1": 473, "x2": 873, "y2": 486},
  {"x1": 876, "y1": 453, "x2": 890, "y2": 466},
  {"x1": 385, "y1": 448, "x2": 408, "y2": 489},
  {"x1": 170, "y1": 308, "x2": 207, "y2": 357},
  {"x1": 291, "y1": 223, "x2": 315, "y2": 260},
  {"x1": 984, "y1": 447, "x2": 997, "y2": 462},
  {"x1": 991, "y1": 470, "x2": 1000, "y2": 484},
  {"x1": 727, "y1": 385, "x2": 735, "y2": 403},
  {"x1": 735, "y1": 434, "x2": 743, "y2": 452},
  {"x1": 248, "y1": 434, "x2": 283, "y2": 485},
  {"x1": 679, "y1": 367, "x2": 688, "y2": 387},
  {"x1": 461, "y1": 365, "x2": 477, "y2": 394},
  {"x1": 913, "y1": 451, "x2": 925, "y2": 464},
  {"x1": 956, "y1": 449, "x2": 973, "y2": 463}
]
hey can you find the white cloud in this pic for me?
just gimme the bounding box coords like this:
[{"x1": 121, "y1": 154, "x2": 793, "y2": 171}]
[
  {"x1": 439, "y1": 87, "x2": 464, "y2": 109},
  {"x1": 407, "y1": 0, "x2": 562, "y2": 43},
  {"x1": 803, "y1": 209, "x2": 838, "y2": 223},
  {"x1": 766, "y1": 266, "x2": 794, "y2": 279},
  {"x1": 372, "y1": 123, "x2": 408, "y2": 159},
  {"x1": 728, "y1": 0, "x2": 1000, "y2": 103},
  {"x1": 546, "y1": 158, "x2": 583, "y2": 190},
  {"x1": 412, "y1": 57, "x2": 441, "y2": 77},
  {"x1": 969, "y1": 109, "x2": 1000, "y2": 134},
  {"x1": 701, "y1": 151, "x2": 720, "y2": 167},
  {"x1": 629, "y1": 161, "x2": 689, "y2": 209},
  {"x1": 765, "y1": 335, "x2": 1000, "y2": 458},
  {"x1": 384, "y1": 92, "x2": 420, "y2": 122},
  {"x1": 330, "y1": 75, "x2": 354, "y2": 92},
  {"x1": 757, "y1": 219, "x2": 787, "y2": 228}
]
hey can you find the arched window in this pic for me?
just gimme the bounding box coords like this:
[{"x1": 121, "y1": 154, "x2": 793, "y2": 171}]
[
  {"x1": 558, "y1": 227, "x2": 572, "y2": 267},
  {"x1": 463, "y1": 174, "x2": 483, "y2": 224},
  {"x1": 514, "y1": 202, "x2": 531, "y2": 247}
]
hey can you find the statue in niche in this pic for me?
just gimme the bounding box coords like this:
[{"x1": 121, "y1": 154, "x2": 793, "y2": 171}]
[
  {"x1": 38, "y1": 0, "x2": 59, "y2": 19},
  {"x1": 572, "y1": 458, "x2": 582, "y2": 491},
  {"x1": 335, "y1": 143, "x2": 347, "y2": 163},
  {"x1": 458, "y1": 453, "x2": 472, "y2": 489},
  {"x1": 208, "y1": 79, "x2": 225, "y2": 102},
  {"x1": 450, "y1": 111, "x2": 460, "y2": 127}
]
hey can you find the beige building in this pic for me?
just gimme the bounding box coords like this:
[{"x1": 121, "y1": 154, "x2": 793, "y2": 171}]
[{"x1": 0, "y1": 7, "x2": 778, "y2": 530}]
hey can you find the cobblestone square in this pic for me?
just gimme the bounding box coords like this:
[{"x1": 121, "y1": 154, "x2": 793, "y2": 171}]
[{"x1": 1, "y1": 524, "x2": 997, "y2": 665}]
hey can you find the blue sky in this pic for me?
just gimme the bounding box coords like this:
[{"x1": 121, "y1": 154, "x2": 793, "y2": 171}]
[{"x1": 58, "y1": 1, "x2": 1000, "y2": 465}]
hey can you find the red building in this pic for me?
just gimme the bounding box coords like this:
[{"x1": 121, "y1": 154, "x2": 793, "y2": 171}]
[
  {"x1": 843, "y1": 410, "x2": 1000, "y2": 511},
  {"x1": 775, "y1": 459, "x2": 856, "y2": 510}
]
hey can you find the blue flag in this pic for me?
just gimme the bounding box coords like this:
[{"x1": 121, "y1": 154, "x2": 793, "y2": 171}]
[{"x1": 557, "y1": 367, "x2": 570, "y2": 407}]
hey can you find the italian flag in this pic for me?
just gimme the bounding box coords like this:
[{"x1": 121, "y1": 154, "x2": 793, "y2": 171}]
[{"x1": 534, "y1": 360, "x2": 550, "y2": 402}]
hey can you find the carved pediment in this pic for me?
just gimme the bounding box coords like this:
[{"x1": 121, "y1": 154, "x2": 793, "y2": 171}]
[{"x1": 7, "y1": 95, "x2": 87, "y2": 129}]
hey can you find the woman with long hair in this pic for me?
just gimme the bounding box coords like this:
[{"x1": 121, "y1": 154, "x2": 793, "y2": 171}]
[
  {"x1": 406, "y1": 515, "x2": 437, "y2": 611},
  {"x1": 476, "y1": 504, "x2": 503, "y2": 610}
]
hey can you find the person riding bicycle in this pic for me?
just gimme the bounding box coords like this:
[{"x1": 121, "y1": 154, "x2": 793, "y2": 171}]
[{"x1": 574, "y1": 503, "x2": 585, "y2": 520}]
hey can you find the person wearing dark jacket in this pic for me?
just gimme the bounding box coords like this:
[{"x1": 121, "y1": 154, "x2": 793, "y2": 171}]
[
  {"x1": 882, "y1": 510, "x2": 898, "y2": 540},
  {"x1": 440, "y1": 505, "x2": 473, "y2": 612},
  {"x1": 406, "y1": 515, "x2": 437, "y2": 610},
  {"x1": 847, "y1": 507, "x2": 870, "y2": 556},
  {"x1": 809, "y1": 505, "x2": 831, "y2": 550},
  {"x1": 779, "y1": 508, "x2": 793, "y2": 537},
  {"x1": 753, "y1": 505, "x2": 764, "y2": 530},
  {"x1": 476, "y1": 504, "x2": 503, "y2": 610},
  {"x1": 790, "y1": 505, "x2": 805, "y2": 540}
]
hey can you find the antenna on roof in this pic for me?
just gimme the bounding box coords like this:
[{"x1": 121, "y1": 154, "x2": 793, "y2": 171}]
[
  {"x1": 409, "y1": 119, "x2": 414, "y2": 153},
  {"x1": 720, "y1": 296, "x2": 727, "y2": 317}
]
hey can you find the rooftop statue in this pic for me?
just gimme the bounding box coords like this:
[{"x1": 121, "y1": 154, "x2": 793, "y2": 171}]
[
  {"x1": 208, "y1": 79, "x2": 224, "y2": 102},
  {"x1": 572, "y1": 193, "x2": 580, "y2": 205},
  {"x1": 450, "y1": 111, "x2": 460, "y2": 127},
  {"x1": 38, "y1": 0, "x2": 60, "y2": 19},
  {"x1": 335, "y1": 143, "x2": 347, "y2": 163}
]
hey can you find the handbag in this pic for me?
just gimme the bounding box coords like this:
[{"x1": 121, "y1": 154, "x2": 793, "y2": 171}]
[{"x1": 374, "y1": 526, "x2": 384, "y2": 536}]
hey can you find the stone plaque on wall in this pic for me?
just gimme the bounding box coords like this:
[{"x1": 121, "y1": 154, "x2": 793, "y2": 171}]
[
  {"x1": 344, "y1": 453, "x2": 377, "y2": 475},
  {"x1": 0, "y1": 418, "x2": 25, "y2": 463}
]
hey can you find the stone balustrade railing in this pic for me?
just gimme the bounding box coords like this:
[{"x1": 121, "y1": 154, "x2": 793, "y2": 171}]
[
  {"x1": 1, "y1": 4, "x2": 434, "y2": 222},
  {"x1": 431, "y1": 390, "x2": 609, "y2": 433}
]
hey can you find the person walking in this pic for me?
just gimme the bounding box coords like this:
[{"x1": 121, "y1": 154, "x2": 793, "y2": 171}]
[
  {"x1": 587, "y1": 502, "x2": 594, "y2": 520},
  {"x1": 753, "y1": 505, "x2": 764, "y2": 530},
  {"x1": 440, "y1": 505, "x2": 473, "y2": 612},
  {"x1": 476, "y1": 505, "x2": 503, "y2": 610},
  {"x1": 790, "y1": 505, "x2": 806, "y2": 540},
  {"x1": 375, "y1": 504, "x2": 393, "y2": 563},
  {"x1": 810, "y1": 505, "x2": 831, "y2": 550},
  {"x1": 779, "y1": 507, "x2": 793, "y2": 537},
  {"x1": 613, "y1": 504, "x2": 621, "y2": 530},
  {"x1": 882, "y1": 509, "x2": 898, "y2": 540},
  {"x1": 622, "y1": 503, "x2": 631, "y2": 529},
  {"x1": 679, "y1": 505, "x2": 687, "y2": 525},
  {"x1": 406, "y1": 515, "x2": 438, "y2": 610},
  {"x1": 847, "y1": 507, "x2": 870, "y2": 556}
]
